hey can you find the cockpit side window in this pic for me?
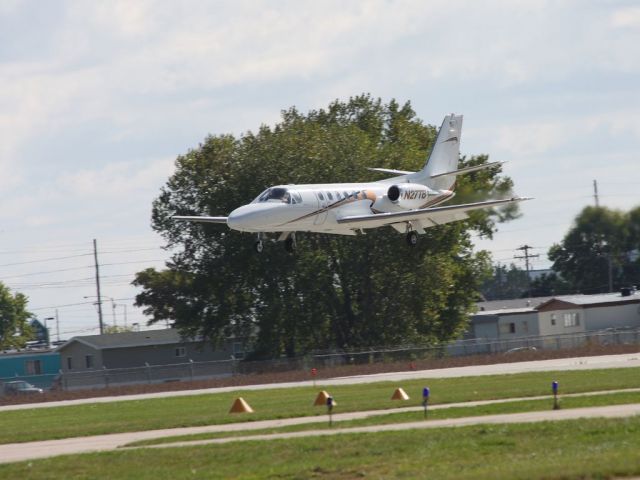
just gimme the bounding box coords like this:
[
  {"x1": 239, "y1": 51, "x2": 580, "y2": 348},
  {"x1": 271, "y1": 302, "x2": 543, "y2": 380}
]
[
  {"x1": 258, "y1": 187, "x2": 292, "y2": 203},
  {"x1": 293, "y1": 192, "x2": 303, "y2": 203}
]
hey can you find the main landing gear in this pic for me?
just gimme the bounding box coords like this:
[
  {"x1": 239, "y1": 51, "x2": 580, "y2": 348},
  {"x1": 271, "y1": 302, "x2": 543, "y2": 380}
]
[{"x1": 406, "y1": 230, "x2": 418, "y2": 247}]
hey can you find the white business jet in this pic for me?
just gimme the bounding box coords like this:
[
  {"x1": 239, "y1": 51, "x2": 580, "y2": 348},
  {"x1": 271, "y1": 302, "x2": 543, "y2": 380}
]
[{"x1": 174, "y1": 114, "x2": 530, "y2": 253}]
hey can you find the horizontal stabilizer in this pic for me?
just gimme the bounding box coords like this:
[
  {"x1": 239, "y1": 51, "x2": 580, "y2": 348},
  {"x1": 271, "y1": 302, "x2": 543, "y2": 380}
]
[
  {"x1": 173, "y1": 215, "x2": 228, "y2": 224},
  {"x1": 430, "y1": 161, "x2": 504, "y2": 179},
  {"x1": 368, "y1": 167, "x2": 415, "y2": 176}
]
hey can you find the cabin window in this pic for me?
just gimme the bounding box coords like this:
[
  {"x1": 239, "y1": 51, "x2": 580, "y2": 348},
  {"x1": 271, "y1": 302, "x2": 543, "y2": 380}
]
[
  {"x1": 327, "y1": 192, "x2": 334, "y2": 200},
  {"x1": 25, "y1": 360, "x2": 42, "y2": 375},
  {"x1": 318, "y1": 192, "x2": 325, "y2": 200},
  {"x1": 343, "y1": 191, "x2": 349, "y2": 198}
]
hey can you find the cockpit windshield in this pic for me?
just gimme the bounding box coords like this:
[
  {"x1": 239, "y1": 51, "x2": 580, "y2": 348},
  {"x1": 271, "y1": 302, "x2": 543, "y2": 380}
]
[{"x1": 256, "y1": 188, "x2": 302, "y2": 204}]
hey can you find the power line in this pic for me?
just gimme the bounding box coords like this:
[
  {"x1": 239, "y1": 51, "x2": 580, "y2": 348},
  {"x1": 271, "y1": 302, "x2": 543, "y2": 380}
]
[
  {"x1": 514, "y1": 245, "x2": 540, "y2": 298},
  {"x1": 0, "y1": 252, "x2": 93, "y2": 268}
]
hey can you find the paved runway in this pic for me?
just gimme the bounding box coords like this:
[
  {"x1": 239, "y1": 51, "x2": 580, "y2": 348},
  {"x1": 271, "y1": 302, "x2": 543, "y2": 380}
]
[
  {"x1": 2, "y1": 352, "x2": 639, "y2": 413},
  {"x1": 0, "y1": 353, "x2": 639, "y2": 465},
  {"x1": 0, "y1": 389, "x2": 639, "y2": 465}
]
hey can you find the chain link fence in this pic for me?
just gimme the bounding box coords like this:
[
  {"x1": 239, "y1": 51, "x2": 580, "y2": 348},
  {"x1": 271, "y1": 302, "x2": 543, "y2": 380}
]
[{"x1": 4, "y1": 327, "x2": 639, "y2": 392}]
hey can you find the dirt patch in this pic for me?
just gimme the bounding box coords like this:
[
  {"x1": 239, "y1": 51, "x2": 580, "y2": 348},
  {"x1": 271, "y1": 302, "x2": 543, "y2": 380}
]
[{"x1": 1, "y1": 343, "x2": 638, "y2": 407}]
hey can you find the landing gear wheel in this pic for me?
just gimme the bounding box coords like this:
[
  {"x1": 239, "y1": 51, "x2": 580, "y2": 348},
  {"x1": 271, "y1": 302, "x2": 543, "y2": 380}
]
[
  {"x1": 406, "y1": 230, "x2": 418, "y2": 247},
  {"x1": 254, "y1": 241, "x2": 264, "y2": 253},
  {"x1": 284, "y1": 237, "x2": 296, "y2": 253}
]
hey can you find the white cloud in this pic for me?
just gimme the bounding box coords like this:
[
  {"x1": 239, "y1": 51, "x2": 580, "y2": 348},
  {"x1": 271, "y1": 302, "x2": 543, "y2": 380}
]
[
  {"x1": 610, "y1": 6, "x2": 640, "y2": 28},
  {"x1": 59, "y1": 158, "x2": 175, "y2": 199},
  {"x1": 0, "y1": 0, "x2": 638, "y2": 333}
]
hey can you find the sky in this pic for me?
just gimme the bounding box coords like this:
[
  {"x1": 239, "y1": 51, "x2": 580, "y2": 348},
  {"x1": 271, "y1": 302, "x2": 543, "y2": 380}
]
[{"x1": 0, "y1": 0, "x2": 639, "y2": 339}]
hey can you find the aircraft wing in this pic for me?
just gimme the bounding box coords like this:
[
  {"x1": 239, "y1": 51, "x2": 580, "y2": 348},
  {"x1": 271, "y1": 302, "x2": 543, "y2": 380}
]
[
  {"x1": 173, "y1": 215, "x2": 228, "y2": 224},
  {"x1": 337, "y1": 197, "x2": 531, "y2": 229}
]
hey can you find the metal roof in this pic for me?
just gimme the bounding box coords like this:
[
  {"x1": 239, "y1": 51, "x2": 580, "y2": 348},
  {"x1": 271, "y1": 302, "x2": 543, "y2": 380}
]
[
  {"x1": 477, "y1": 292, "x2": 640, "y2": 316},
  {"x1": 474, "y1": 307, "x2": 537, "y2": 316},
  {"x1": 56, "y1": 329, "x2": 196, "y2": 351},
  {"x1": 476, "y1": 296, "x2": 553, "y2": 312},
  {"x1": 538, "y1": 292, "x2": 640, "y2": 308}
]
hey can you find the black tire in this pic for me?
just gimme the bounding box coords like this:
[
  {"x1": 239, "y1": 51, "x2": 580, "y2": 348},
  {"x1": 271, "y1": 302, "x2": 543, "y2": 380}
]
[
  {"x1": 254, "y1": 241, "x2": 264, "y2": 253},
  {"x1": 406, "y1": 231, "x2": 418, "y2": 247},
  {"x1": 284, "y1": 237, "x2": 296, "y2": 253}
]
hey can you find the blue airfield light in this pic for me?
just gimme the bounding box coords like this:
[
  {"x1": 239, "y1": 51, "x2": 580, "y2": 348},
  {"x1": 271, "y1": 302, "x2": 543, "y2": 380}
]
[
  {"x1": 552, "y1": 380, "x2": 560, "y2": 410},
  {"x1": 422, "y1": 386, "x2": 430, "y2": 418}
]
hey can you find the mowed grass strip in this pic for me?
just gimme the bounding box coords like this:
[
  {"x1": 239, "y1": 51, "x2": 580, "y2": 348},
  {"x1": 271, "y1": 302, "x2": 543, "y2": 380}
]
[
  {"x1": 2, "y1": 417, "x2": 640, "y2": 479},
  {"x1": 126, "y1": 390, "x2": 640, "y2": 446},
  {"x1": 1, "y1": 367, "x2": 639, "y2": 445}
]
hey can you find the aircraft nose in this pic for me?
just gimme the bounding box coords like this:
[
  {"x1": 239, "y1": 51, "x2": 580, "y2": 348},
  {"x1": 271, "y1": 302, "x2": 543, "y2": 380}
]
[{"x1": 227, "y1": 205, "x2": 267, "y2": 232}]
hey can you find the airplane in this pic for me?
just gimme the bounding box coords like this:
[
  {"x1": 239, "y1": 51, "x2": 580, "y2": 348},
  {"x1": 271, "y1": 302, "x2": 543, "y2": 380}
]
[{"x1": 174, "y1": 114, "x2": 530, "y2": 253}]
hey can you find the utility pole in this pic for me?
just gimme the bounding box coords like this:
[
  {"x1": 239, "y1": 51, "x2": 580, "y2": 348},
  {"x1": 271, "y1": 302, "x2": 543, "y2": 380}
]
[
  {"x1": 55, "y1": 309, "x2": 60, "y2": 343},
  {"x1": 515, "y1": 245, "x2": 540, "y2": 297},
  {"x1": 593, "y1": 179, "x2": 599, "y2": 207},
  {"x1": 93, "y1": 239, "x2": 104, "y2": 335}
]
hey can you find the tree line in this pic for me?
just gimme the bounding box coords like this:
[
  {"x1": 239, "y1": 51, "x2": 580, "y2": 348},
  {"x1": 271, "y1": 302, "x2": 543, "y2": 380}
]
[
  {"x1": 133, "y1": 95, "x2": 518, "y2": 358},
  {"x1": 482, "y1": 205, "x2": 640, "y2": 299}
]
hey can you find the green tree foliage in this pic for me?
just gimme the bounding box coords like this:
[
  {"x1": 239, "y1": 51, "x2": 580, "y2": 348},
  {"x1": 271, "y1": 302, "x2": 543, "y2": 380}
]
[
  {"x1": 0, "y1": 283, "x2": 33, "y2": 349},
  {"x1": 481, "y1": 264, "x2": 530, "y2": 300},
  {"x1": 134, "y1": 95, "x2": 519, "y2": 357},
  {"x1": 529, "y1": 272, "x2": 573, "y2": 297},
  {"x1": 549, "y1": 205, "x2": 640, "y2": 293}
]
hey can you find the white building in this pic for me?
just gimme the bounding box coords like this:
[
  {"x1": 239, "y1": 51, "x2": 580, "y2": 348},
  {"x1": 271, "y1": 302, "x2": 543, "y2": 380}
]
[{"x1": 471, "y1": 290, "x2": 640, "y2": 342}]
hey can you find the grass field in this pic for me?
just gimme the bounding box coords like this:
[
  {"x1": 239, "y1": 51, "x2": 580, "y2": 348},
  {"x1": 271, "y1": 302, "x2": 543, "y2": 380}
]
[
  {"x1": 1, "y1": 367, "x2": 639, "y2": 444},
  {"x1": 1, "y1": 417, "x2": 639, "y2": 479},
  {"x1": 125, "y1": 390, "x2": 640, "y2": 447}
]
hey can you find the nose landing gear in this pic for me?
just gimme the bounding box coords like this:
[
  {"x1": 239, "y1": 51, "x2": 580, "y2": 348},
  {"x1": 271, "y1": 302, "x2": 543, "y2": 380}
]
[
  {"x1": 284, "y1": 233, "x2": 297, "y2": 253},
  {"x1": 255, "y1": 233, "x2": 265, "y2": 253}
]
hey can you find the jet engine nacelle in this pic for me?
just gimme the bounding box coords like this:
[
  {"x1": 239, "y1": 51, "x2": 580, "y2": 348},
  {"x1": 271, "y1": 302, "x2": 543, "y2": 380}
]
[{"x1": 387, "y1": 184, "x2": 432, "y2": 209}]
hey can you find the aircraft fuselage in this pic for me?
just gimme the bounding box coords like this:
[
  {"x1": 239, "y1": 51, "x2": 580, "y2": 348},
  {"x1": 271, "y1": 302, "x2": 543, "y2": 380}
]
[{"x1": 227, "y1": 182, "x2": 453, "y2": 235}]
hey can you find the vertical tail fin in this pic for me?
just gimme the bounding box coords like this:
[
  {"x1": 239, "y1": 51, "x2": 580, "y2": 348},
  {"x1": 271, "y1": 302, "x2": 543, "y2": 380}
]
[{"x1": 409, "y1": 114, "x2": 463, "y2": 191}]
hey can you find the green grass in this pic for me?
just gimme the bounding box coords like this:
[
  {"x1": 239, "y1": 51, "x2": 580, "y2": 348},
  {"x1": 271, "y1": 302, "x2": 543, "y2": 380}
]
[
  {"x1": 2, "y1": 417, "x2": 640, "y2": 479},
  {"x1": 1, "y1": 366, "x2": 639, "y2": 444},
  {"x1": 125, "y1": 390, "x2": 640, "y2": 447}
]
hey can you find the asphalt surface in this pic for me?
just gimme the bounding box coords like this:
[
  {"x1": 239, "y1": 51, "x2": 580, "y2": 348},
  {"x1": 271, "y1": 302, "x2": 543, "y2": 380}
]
[
  {"x1": 2, "y1": 352, "x2": 639, "y2": 412},
  {"x1": 0, "y1": 353, "x2": 639, "y2": 465}
]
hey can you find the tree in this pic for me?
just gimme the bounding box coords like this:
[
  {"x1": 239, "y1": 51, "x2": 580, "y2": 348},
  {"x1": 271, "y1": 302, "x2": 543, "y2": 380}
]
[
  {"x1": 0, "y1": 282, "x2": 33, "y2": 350},
  {"x1": 134, "y1": 95, "x2": 519, "y2": 358},
  {"x1": 549, "y1": 205, "x2": 640, "y2": 293},
  {"x1": 481, "y1": 264, "x2": 530, "y2": 300},
  {"x1": 529, "y1": 272, "x2": 573, "y2": 297}
]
